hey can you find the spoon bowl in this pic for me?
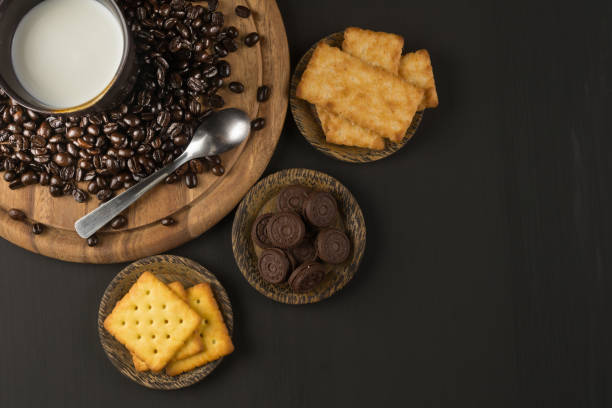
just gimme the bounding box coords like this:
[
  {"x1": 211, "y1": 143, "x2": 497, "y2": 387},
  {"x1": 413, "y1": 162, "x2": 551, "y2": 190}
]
[
  {"x1": 75, "y1": 108, "x2": 251, "y2": 239},
  {"x1": 185, "y1": 108, "x2": 251, "y2": 159}
]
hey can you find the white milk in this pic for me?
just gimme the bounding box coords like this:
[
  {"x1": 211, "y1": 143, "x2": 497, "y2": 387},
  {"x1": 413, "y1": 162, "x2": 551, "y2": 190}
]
[{"x1": 11, "y1": 0, "x2": 124, "y2": 109}]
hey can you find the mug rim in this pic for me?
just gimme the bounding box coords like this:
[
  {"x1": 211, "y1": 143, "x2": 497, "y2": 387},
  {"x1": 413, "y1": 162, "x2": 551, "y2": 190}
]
[{"x1": 0, "y1": 0, "x2": 131, "y2": 115}]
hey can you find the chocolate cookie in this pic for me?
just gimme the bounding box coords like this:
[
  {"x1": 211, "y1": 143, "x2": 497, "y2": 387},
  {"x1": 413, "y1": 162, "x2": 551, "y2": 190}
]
[
  {"x1": 277, "y1": 185, "x2": 311, "y2": 213},
  {"x1": 258, "y1": 248, "x2": 291, "y2": 284},
  {"x1": 316, "y1": 228, "x2": 350, "y2": 264},
  {"x1": 291, "y1": 239, "x2": 318, "y2": 264},
  {"x1": 288, "y1": 262, "x2": 326, "y2": 292},
  {"x1": 285, "y1": 249, "x2": 297, "y2": 271},
  {"x1": 266, "y1": 211, "x2": 306, "y2": 248},
  {"x1": 304, "y1": 191, "x2": 338, "y2": 228},
  {"x1": 251, "y1": 213, "x2": 274, "y2": 248}
]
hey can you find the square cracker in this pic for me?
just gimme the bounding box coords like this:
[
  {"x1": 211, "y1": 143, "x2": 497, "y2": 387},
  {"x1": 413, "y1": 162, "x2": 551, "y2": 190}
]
[
  {"x1": 166, "y1": 283, "x2": 234, "y2": 376},
  {"x1": 400, "y1": 50, "x2": 439, "y2": 110},
  {"x1": 342, "y1": 27, "x2": 404, "y2": 74},
  {"x1": 296, "y1": 43, "x2": 423, "y2": 142},
  {"x1": 131, "y1": 281, "x2": 204, "y2": 371},
  {"x1": 104, "y1": 271, "x2": 201, "y2": 372},
  {"x1": 316, "y1": 107, "x2": 384, "y2": 150}
]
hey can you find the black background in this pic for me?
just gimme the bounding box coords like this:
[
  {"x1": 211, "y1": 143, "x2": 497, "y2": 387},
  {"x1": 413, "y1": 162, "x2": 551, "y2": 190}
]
[{"x1": 2, "y1": 0, "x2": 611, "y2": 407}]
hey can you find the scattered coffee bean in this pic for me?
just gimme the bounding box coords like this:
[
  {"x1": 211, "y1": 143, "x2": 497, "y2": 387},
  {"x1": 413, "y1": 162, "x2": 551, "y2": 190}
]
[
  {"x1": 110, "y1": 215, "x2": 127, "y2": 229},
  {"x1": 229, "y1": 82, "x2": 244, "y2": 93},
  {"x1": 72, "y1": 188, "x2": 88, "y2": 203},
  {"x1": 161, "y1": 217, "x2": 176, "y2": 226},
  {"x1": 244, "y1": 32, "x2": 260, "y2": 47},
  {"x1": 257, "y1": 85, "x2": 271, "y2": 102},
  {"x1": 32, "y1": 223, "x2": 44, "y2": 235},
  {"x1": 212, "y1": 164, "x2": 225, "y2": 176},
  {"x1": 8, "y1": 208, "x2": 26, "y2": 221},
  {"x1": 185, "y1": 172, "x2": 198, "y2": 189},
  {"x1": 235, "y1": 5, "x2": 251, "y2": 18},
  {"x1": 87, "y1": 235, "x2": 99, "y2": 247},
  {"x1": 251, "y1": 118, "x2": 266, "y2": 131}
]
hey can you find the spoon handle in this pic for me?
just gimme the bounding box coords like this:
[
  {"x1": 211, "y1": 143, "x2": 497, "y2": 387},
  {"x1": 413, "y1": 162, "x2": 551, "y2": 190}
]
[{"x1": 74, "y1": 152, "x2": 191, "y2": 239}]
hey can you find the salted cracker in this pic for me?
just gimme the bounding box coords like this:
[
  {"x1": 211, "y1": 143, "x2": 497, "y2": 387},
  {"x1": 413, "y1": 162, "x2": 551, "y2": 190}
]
[
  {"x1": 166, "y1": 283, "x2": 234, "y2": 376},
  {"x1": 104, "y1": 271, "x2": 201, "y2": 372},
  {"x1": 131, "y1": 281, "x2": 204, "y2": 371},
  {"x1": 297, "y1": 43, "x2": 423, "y2": 142},
  {"x1": 400, "y1": 49, "x2": 439, "y2": 110},
  {"x1": 316, "y1": 107, "x2": 384, "y2": 150},
  {"x1": 342, "y1": 27, "x2": 404, "y2": 73}
]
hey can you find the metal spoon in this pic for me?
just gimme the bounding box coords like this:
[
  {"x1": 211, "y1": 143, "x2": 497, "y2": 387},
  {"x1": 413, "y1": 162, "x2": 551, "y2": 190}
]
[{"x1": 75, "y1": 108, "x2": 251, "y2": 239}]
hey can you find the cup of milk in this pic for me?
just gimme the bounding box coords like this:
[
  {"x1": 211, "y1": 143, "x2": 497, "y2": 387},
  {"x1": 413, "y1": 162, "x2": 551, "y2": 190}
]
[{"x1": 0, "y1": 0, "x2": 137, "y2": 114}]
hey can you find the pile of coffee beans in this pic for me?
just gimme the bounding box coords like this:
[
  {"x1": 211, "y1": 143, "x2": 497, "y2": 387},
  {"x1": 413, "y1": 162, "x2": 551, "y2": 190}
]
[{"x1": 0, "y1": 0, "x2": 265, "y2": 208}]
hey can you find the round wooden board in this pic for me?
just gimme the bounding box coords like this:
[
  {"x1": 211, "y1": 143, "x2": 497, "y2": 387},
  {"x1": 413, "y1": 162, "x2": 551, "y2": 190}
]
[
  {"x1": 0, "y1": 0, "x2": 290, "y2": 263},
  {"x1": 231, "y1": 168, "x2": 366, "y2": 304},
  {"x1": 290, "y1": 32, "x2": 423, "y2": 163},
  {"x1": 98, "y1": 255, "x2": 233, "y2": 390}
]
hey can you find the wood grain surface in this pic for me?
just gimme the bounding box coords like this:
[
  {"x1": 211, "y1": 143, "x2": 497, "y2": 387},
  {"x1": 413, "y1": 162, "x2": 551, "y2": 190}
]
[
  {"x1": 0, "y1": 0, "x2": 290, "y2": 264},
  {"x1": 97, "y1": 254, "x2": 233, "y2": 390},
  {"x1": 290, "y1": 32, "x2": 423, "y2": 163},
  {"x1": 231, "y1": 168, "x2": 365, "y2": 304}
]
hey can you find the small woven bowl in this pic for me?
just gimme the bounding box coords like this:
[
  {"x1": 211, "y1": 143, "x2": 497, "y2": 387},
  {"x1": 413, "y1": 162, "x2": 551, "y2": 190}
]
[
  {"x1": 290, "y1": 32, "x2": 424, "y2": 163},
  {"x1": 97, "y1": 255, "x2": 233, "y2": 390},
  {"x1": 232, "y1": 168, "x2": 366, "y2": 304}
]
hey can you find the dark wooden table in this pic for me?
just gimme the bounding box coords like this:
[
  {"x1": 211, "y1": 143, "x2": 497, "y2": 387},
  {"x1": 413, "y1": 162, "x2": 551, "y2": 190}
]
[{"x1": 1, "y1": 1, "x2": 610, "y2": 407}]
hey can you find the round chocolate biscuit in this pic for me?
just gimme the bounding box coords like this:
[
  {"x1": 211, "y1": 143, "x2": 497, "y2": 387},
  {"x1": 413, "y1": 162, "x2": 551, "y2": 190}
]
[
  {"x1": 288, "y1": 262, "x2": 326, "y2": 292},
  {"x1": 285, "y1": 249, "x2": 297, "y2": 271},
  {"x1": 251, "y1": 213, "x2": 274, "y2": 248},
  {"x1": 258, "y1": 248, "x2": 291, "y2": 284},
  {"x1": 316, "y1": 228, "x2": 350, "y2": 264},
  {"x1": 304, "y1": 191, "x2": 338, "y2": 228},
  {"x1": 277, "y1": 185, "x2": 311, "y2": 213},
  {"x1": 266, "y1": 211, "x2": 306, "y2": 248},
  {"x1": 291, "y1": 239, "x2": 318, "y2": 264}
]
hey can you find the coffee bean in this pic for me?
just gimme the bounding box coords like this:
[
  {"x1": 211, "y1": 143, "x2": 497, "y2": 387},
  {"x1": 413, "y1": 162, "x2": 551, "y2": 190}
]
[
  {"x1": 97, "y1": 189, "x2": 113, "y2": 202},
  {"x1": 49, "y1": 185, "x2": 63, "y2": 197},
  {"x1": 251, "y1": 118, "x2": 266, "y2": 131},
  {"x1": 165, "y1": 173, "x2": 179, "y2": 184},
  {"x1": 87, "y1": 180, "x2": 100, "y2": 194},
  {"x1": 72, "y1": 188, "x2": 88, "y2": 203},
  {"x1": 212, "y1": 164, "x2": 225, "y2": 176},
  {"x1": 257, "y1": 85, "x2": 271, "y2": 102},
  {"x1": 87, "y1": 235, "x2": 99, "y2": 247},
  {"x1": 161, "y1": 217, "x2": 176, "y2": 226},
  {"x1": 184, "y1": 172, "x2": 198, "y2": 188},
  {"x1": 229, "y1": 82, "x2": 244, "y2": 93},
  {"x1": 244, "y1": 32, "x2": 260, "y2": 47},
  {"x1": 189, "y1": 159, "x2": 205, "y2": 174},
  {"x1": 8, "y1": 208, "x2": 26, "y2": 221},
  {"x1": 21, "y1": 171, "x2": 38, "y2": 185},
  {"x1": 209, "y1": 94, "x2": 225, "y2": 108},
  {"x1": 222, "y1": 38, "x2": 238, "y2": 53},
  {"x1": 32, "y1": 223, "x2": 44, "y2": 235},
  {"x1": 3, "y1": 170, "x2": 16, "y2": 182},
  {"x1": 173, "y1": 134, "x2": 189, "y2": 147},
  {"x1": 235, "y1": 5, "x2": 251, "y2": 18},
  {"x1": 217, "y1": 61, "x2": 231, "y2": 78},
  {"x1": 67, "y1": 127, "x2": 83, "y2": 139},
  {"x1": 110, "y1": 215, "x2": 127, "y2": 229},
  {"x1": 39, "y1": 173, "x2": 50, "y2": 186},
  {"x1": 53, "y1": 152, "x2": 74, "y2": 167},
  {"x1": 9, "y1": 180, "x2": 24, "y2": 190}
]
